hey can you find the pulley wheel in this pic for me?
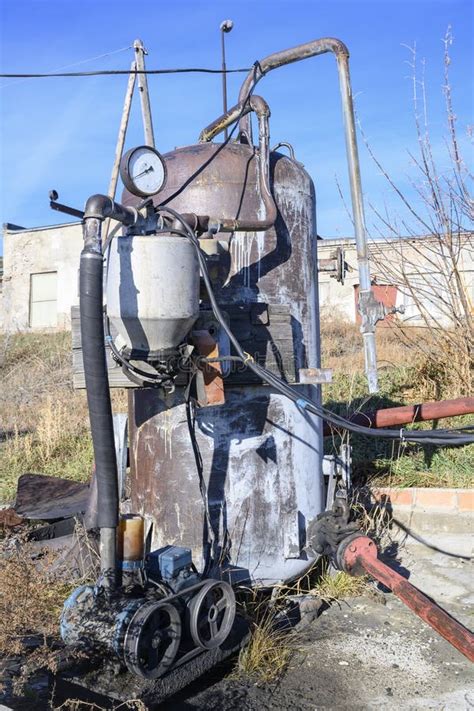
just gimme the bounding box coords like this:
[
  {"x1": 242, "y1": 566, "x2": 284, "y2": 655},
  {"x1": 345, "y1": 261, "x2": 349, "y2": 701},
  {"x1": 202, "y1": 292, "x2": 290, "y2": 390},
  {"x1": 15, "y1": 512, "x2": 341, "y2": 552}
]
[
  {"x1": 123, "y1": 600, "x2": 181, "y2": 679},
  {"x1": 187, "y1": 580, "x2": 236, "y2": 650}
]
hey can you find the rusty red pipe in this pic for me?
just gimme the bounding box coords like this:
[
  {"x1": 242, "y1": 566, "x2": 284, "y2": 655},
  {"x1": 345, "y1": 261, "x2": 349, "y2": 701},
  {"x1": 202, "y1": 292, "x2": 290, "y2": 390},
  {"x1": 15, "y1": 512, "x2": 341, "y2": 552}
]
[
  {"x1": 338, "y1": 535, "x2": 474, "y2": 663},
  {"x1": 323, "y1": 396, "x2": 474, "y2": 436}
]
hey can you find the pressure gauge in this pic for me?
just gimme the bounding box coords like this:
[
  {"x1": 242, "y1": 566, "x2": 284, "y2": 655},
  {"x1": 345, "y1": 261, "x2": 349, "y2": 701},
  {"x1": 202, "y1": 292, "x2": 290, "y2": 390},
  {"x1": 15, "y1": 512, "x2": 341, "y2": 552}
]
[{"x1": 120, "y1": 146, "x2": 167, "y2": 198}]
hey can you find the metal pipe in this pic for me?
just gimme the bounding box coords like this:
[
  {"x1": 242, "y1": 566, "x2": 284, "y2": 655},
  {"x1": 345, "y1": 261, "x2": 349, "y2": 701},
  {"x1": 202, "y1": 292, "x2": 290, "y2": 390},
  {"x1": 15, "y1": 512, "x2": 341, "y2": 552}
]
[
  {"x1": 200, "y1": 96, "x2": 277, "y2": 233},
  {"x1": 219, "y1": 20, "x2": 234, "y2": 140},
  {"x1": 134, "y1": 39, "x2": 155, "y2": 147},
  {"x1": 234, "y1": 37, "x2": 380, "y2": 392},
  {"x1": 323, "y1": 396, "x2": 474, "y2": 436},
  {"x1": 338, "y1": 535, "x2": 474, "y2": 663}
]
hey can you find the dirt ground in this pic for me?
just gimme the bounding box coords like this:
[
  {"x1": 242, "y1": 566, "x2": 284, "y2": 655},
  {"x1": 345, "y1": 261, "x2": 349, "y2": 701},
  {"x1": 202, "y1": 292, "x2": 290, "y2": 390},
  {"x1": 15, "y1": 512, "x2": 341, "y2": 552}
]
[
  {"x1": 1, "y1": 530, "x2": 472, "y2": 710},
  {"x1": 167, "y1": 532, "x2": 473, "y2": 711}
]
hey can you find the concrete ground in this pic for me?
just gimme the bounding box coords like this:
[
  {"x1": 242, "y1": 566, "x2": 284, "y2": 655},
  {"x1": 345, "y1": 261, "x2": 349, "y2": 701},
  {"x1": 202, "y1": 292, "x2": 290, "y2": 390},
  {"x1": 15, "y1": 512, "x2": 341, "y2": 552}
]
[{"x1": 169, "y1": 530, "x2": 474, "y2": 711}]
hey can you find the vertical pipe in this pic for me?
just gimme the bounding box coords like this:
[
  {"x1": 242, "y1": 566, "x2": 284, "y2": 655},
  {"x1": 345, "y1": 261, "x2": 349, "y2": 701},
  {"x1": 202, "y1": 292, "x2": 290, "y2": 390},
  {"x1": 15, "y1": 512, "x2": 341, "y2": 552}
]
[
  {"x1": 232, "y1": 38, "x2": 380, "y2": 392},
  {"x1": 335, "y1": 53, "x2": 378, "y2": 393},
  {"x1": 134, "y1": 39, "x2": 155, "y2": 148},
  {"x1": 221, "y1": 30, "x2": 228, "y2": 141}
]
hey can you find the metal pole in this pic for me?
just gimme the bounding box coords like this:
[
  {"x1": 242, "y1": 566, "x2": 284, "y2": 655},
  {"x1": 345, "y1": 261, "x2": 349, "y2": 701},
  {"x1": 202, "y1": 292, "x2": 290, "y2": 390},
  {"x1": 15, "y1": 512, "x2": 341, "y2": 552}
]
[
  {"x1": 103, "y1": 61, "x2": 137, "y2": 242},
  {"x1": 108, "y1": 61, "x2": 136, "y2": 200},
  {"x1": 134, "y1": 38, "x2": 155, "y2": 147},
  {"x1": 219, "y1": 20, "x2": 234, "y2": 141}
]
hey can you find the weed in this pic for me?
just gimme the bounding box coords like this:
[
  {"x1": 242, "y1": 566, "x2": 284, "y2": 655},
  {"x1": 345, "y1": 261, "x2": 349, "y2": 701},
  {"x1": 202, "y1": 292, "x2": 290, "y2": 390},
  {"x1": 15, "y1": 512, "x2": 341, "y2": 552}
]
[
  {"x1": 312, "y1": 570, "x2": 368, "y2": 602},
  {"x1": 236, "y1": 612, "x2": 296, "y2": 683}
]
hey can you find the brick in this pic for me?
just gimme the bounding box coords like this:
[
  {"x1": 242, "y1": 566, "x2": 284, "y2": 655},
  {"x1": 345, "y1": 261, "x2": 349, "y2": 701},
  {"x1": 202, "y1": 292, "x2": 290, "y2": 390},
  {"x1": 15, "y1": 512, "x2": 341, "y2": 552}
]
[
  {"x1": 371, "y1": 487, "x2": 413, "y2": 506},
  {"x1": 415, "y1": 488, "x2": 456, "y2": 510},
  {"x1": 457, "y1": 490, "x2": 474, "y2": 513}
]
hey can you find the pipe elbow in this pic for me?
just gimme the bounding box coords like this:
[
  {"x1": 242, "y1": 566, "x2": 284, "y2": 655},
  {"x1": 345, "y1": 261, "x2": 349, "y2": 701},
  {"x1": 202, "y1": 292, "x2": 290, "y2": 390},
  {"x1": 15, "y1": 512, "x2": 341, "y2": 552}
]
[
  {"x1": 84, "y1": 194, "x2": 115, "y2": 220},
  {"x1": 83, "y1": 194, "x2": 137, "y2": 227},
  {"x1": 321, "y1": 37, "x2": 350, "y2": 59},
  {"x1": 249, "y1": 95, "x2": 271, "y2": 118}
]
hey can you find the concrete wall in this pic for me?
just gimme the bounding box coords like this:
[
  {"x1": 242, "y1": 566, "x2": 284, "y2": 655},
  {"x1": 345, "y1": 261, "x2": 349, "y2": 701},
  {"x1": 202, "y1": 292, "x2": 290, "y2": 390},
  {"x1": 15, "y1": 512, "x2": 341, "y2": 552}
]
[
  {"x1": 317, "y1": 233, "x2": 474, "y2": 326},
  {"x1": 1, "y1": 222, "x2": 473, "y2": 332},
  {"x1": 1, "y1": 222, "x2": 83, "y2": 331}
]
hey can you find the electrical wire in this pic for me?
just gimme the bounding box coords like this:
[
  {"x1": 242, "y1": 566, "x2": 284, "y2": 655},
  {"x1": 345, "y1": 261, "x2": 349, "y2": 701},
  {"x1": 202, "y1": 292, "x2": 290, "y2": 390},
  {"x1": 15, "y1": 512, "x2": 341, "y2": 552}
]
[
  {"x1": 159, "y1": 207, "x2": 474, "y2": 449},
  {"x1": 158, "y1": 62, "x2": 261, "y2": 207},
  {"x1": 0, "y1": 67, "x2": 252, "y2": 79},
  {"x1": 0, "y1": 45, "x2": 133, "y2": 89}
]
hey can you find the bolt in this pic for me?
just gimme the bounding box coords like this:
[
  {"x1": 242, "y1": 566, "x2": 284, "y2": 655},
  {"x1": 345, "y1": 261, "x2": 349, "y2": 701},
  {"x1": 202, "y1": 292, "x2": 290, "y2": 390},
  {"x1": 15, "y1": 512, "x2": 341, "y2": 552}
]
[{"x1": 349, "y1": 544, "x2": 357, "y2": 553}]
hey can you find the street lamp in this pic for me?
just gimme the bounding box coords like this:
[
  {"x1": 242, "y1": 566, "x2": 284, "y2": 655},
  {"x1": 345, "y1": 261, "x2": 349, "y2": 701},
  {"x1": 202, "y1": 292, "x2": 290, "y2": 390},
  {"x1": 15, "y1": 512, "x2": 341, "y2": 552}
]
[{"x1": 220, "y1": 19, "x2": 234, "y2": 140}]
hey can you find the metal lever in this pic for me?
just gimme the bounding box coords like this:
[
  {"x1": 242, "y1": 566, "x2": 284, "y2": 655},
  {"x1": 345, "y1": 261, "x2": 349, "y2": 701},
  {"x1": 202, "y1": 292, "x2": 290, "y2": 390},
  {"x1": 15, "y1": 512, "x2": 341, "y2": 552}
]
[
  {"x1": 337, "y1": 534, "x2": 474, "y2": 663},
  {"x1": 49, "y1": 191, "x2": 84, "y2": 219}
]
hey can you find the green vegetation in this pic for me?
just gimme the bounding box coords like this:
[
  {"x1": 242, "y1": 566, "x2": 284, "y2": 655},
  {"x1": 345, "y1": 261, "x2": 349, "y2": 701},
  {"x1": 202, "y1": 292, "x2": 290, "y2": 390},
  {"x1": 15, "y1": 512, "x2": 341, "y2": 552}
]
[{"x1": 320, "y1": 315, "x2": 474, "y2": 489}]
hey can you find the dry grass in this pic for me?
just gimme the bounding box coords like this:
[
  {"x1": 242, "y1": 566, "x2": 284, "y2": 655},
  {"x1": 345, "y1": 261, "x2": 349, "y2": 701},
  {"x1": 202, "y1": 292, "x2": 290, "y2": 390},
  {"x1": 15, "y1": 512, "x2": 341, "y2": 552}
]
[
  {"x1": 236, "y1": 612, "x2": 296, "y2": 683},
  {"x1": 320, "y1": 315, "x2": 474, "y2": 489},
  {"x1": 0, "y1": 523, "x2": 99, "y2": 699},
  {"x1": 0, "y1": 331, "x2": 127, "y2": 503},
  {"x1": 0, "y1": 541, "x2": 73, "y2": 658},
  {"x1": 312, "y1": 570, "x2": 368, "y2": 602},
  {"x1": 54, "y1": 700, "x2": 147, "y2": 711}
]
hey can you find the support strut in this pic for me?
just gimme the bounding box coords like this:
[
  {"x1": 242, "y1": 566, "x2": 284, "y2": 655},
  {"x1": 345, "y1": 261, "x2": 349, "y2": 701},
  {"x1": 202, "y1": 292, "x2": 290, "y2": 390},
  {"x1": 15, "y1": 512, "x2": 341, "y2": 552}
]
[{"x1": 337, "y1": 535, "x2": 474, "y2": 663}]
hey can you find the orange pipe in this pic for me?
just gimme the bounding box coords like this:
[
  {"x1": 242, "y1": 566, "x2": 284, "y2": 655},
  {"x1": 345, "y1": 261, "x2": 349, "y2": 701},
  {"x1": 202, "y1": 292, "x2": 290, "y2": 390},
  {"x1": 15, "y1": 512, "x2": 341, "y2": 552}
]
[{"x1": 323, "y1": 396, "x2": 474, "y2": 436}]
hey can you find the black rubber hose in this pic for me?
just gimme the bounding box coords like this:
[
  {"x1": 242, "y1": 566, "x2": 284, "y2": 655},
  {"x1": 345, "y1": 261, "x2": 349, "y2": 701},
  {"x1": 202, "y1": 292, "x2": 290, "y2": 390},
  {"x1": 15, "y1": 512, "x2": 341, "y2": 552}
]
[{"x1": 79, "y1": 249, "x2": 119, "y2": 529}]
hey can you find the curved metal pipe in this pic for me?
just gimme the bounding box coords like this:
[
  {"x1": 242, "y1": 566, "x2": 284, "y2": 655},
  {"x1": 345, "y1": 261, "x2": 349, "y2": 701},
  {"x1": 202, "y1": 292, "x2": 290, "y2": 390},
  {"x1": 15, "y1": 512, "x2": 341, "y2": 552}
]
[
  {"x1": 200, "y1": 96, "x2": 277, "y2": 233},
  {"x1": 228, "y1": 37, "x2": 379, "y2": 392}
]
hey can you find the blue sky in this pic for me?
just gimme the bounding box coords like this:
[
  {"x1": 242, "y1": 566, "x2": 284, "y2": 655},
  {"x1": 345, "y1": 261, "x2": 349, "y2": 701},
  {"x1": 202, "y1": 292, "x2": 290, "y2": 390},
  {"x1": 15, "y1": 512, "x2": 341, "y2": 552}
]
[{"x1": 0, "y1": 0, "x2": 472, "y2": 252}]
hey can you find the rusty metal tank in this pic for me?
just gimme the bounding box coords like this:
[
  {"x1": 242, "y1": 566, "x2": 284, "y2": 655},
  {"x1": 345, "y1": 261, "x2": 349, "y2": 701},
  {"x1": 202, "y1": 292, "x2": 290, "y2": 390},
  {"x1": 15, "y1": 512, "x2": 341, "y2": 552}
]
[{"x1": 123, "y1": 142, "x2": 324, "y2": 586}]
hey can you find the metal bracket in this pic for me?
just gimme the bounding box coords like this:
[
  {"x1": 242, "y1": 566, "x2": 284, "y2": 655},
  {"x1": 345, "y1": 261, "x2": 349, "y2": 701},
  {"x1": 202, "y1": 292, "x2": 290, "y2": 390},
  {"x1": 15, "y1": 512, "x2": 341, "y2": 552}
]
[
  {"x1": 299, "y1": 368, "x2": 333, "y2": 384},
  {"x1": 317, "y1": 247, "x2": 350, "y2": 285}
]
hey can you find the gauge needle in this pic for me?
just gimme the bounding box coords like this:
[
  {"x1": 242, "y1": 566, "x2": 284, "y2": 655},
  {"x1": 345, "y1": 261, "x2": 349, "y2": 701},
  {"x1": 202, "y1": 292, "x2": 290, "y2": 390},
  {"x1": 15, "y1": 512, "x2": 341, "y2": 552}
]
[{"x1": 134, "y1": 165, "x2": 154, "y2": 179}]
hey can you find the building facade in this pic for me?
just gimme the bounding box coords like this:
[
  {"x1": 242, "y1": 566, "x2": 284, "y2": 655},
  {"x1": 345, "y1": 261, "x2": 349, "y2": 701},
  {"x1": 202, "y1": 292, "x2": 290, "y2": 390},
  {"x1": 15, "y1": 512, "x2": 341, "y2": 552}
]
[{"x1": 1, "y1": 222, "x2": 473, "y2": 332}]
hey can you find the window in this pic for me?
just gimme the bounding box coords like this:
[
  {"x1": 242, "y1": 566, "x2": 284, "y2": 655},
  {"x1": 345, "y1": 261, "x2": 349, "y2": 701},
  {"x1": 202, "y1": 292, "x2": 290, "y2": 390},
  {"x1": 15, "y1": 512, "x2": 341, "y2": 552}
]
[{"x1": 29, "y1": 272, "x2": 57, "y2": 328}]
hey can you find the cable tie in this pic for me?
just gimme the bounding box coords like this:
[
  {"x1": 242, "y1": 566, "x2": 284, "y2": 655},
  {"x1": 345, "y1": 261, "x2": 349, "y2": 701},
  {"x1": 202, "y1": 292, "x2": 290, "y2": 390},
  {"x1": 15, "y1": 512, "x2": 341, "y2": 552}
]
[
  {"x1": 243, "y1": 352, "x2": 254, "y2": 364},
  {"x1": 400, "y1": 427, "x2": 406, "y2": 444}
]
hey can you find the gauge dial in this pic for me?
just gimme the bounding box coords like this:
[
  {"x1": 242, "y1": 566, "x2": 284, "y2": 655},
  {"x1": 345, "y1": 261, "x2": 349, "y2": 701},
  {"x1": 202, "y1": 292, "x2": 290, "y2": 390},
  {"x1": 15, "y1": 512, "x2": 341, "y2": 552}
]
[{"x1": 120, "y1": 146, "x2": 167, "y2": 198}]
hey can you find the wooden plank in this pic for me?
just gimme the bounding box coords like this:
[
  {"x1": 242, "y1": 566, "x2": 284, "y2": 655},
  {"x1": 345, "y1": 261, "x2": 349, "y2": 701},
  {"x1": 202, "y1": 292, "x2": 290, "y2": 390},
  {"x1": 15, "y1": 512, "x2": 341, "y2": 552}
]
[{"x1": 72, "y1": 303, "x2": 298, "y2": 389}]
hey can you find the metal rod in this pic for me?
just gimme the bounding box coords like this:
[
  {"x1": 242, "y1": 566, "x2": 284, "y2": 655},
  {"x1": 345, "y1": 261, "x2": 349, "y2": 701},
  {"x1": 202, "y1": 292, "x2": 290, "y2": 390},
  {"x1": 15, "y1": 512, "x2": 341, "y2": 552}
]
[
  {"x1": 232, "y1": 37, "x2": 380, "y2": 392},
  {"x1": 108, "y1": 61, "x2": 136, "y2": 200},
  {"x1": 341, "y1": 536, "x2": 474, "y2": 663},
  {"x1": 134, "y1": 39, "x2": 155, "y2": 147},
  {"x1": 103, "y1": 60, "x2": 137, "y2": 241},
  {"x1": 219, "y1": 20, "x2": 234, "y2": 142},
  {"x1": 221, "y1": 31, "x2": 228, "y2": 140}
]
